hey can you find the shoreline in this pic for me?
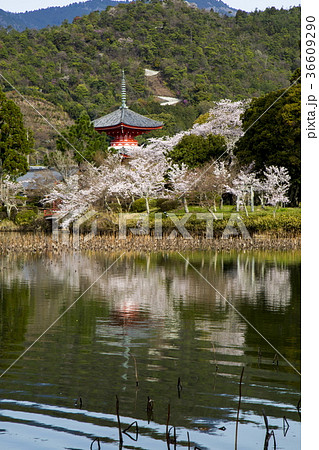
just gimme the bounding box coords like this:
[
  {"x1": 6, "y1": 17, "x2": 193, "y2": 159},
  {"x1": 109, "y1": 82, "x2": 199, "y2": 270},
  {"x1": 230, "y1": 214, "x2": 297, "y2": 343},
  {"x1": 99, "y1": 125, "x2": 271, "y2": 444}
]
[{"x1": 0, "y1": 232, "x2": 301, "y2": 253}]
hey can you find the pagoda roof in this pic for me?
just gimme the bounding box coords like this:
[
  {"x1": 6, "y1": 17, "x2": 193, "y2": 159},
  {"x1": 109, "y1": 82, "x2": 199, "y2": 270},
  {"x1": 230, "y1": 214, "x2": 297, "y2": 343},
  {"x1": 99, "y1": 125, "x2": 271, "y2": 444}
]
[{"x1": 93, "y1": 106, "x2": 163, "y2": 130}]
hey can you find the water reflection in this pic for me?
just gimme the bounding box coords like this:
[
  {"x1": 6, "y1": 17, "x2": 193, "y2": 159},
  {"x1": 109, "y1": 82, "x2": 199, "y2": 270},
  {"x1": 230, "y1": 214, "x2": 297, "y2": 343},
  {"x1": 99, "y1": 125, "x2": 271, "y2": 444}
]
[
  {"x1": 0, "y1": 250, "x2": 300, "y2": 449},
  {"x1": 1, "y1": 251, "x2": 296, "y2": 310}
]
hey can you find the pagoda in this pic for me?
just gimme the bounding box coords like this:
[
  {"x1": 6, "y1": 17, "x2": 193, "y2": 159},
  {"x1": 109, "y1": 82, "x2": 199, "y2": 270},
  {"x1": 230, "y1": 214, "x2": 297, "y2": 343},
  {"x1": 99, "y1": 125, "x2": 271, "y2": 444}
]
[{"x1": 93, "y1": 71, "x2": 163, "y2": 148}]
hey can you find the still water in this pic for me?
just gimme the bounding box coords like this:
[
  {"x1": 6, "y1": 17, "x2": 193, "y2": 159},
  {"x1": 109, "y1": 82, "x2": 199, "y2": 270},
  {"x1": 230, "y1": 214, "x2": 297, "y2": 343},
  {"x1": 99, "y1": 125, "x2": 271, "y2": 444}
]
[{"x1": 0, "y1": 250, "x2": 301, "y2": 449}]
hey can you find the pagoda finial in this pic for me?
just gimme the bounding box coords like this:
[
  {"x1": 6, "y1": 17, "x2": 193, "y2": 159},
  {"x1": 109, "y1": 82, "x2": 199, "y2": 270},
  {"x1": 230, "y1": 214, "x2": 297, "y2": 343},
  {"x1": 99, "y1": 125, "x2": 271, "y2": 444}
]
[{"x1": 121, "y1": 70, "x2": 128, "y2": 109}]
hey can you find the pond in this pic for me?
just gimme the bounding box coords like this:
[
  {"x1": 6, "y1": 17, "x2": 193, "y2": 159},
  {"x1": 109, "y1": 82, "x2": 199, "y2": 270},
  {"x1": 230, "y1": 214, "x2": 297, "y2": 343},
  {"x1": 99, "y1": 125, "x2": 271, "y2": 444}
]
[{"x1": 0, "y1": 250, "x2": 301, "y2": 449}]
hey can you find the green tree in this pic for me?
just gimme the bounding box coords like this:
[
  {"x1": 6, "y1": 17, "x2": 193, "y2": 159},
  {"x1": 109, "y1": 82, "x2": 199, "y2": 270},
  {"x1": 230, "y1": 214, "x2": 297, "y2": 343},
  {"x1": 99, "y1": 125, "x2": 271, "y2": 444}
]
[
  {"x1": 166, "y1": 133, "x2": 227, "y2": 168},
  {"x1": 0, "y1": 87, "x2": 33, "y2": 178},
  {"x1": 233, "y1": 72, "x2": 301, "y2": 204},
  {"x1": 56, "y1": 111, "x2": 111, "y2": 164}
]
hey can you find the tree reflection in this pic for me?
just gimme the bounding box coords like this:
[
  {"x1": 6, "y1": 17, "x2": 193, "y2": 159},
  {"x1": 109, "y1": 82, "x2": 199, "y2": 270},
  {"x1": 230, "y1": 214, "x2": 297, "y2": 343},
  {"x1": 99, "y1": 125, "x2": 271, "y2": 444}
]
[
  {"x1": 0, "y1": 250, "x2": 300, "y2": 441},
  {"x1": 0, "y1": 251, "x2": 300, "y2": 369}
]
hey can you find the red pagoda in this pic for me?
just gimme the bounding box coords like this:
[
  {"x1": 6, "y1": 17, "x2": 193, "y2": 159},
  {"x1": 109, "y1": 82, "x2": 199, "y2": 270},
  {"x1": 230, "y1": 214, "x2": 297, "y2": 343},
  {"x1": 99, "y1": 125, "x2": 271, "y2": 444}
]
[{"x1": 93, "y1": 71, "x2": 163, "y2": 148}]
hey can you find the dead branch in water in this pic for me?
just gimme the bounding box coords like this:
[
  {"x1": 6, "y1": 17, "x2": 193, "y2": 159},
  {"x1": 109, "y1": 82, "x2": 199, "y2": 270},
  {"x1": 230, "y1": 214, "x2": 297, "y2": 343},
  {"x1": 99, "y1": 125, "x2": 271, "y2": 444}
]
[
  {"x1": 177, "y1": 376, "x2": 182, "y2": 398},
  {"x1": 166, "y1": 403, "x2": 171, "y2": 449},
  {"x1": 235, "y1": 366, "x2": 245, "y2": 450},
  {"x1": 90, "y1": 437, "x2": 101, "y2": 450},
  {"x1": 262, "y1": 410, "x2": 277, "y2": 449},
  {"x1": 123, "y1": 421, "x2": 139, "y2": 441},
  {"x1": 116, "y1": 395, "x2": 123, "y2": 446},
  {"x1": 131, "y1": 353, "x2": 139, "y2": 387}
]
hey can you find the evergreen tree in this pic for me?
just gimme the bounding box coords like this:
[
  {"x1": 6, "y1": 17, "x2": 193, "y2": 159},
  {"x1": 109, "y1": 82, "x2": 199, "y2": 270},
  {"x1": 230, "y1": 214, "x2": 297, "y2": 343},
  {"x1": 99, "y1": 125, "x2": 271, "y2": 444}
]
[
  {"x1": 166, "y1": 133, "x2": 227, "y2": 168},
  {"x1": 233, "y1": 71, "x2": 301, "y2": 204},
  {"x1": 0, "y1": 88, "x2": 33, "y2": 178},
  {"x1": 56, "y1": 111, "x2": 111, "y2": 164}
]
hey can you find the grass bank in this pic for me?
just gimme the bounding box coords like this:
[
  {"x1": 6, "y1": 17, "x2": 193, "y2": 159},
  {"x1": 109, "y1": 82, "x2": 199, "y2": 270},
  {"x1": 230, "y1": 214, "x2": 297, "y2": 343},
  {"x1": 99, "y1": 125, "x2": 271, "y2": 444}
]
[
  {"x1": 82, "y1": 206, "x2": 301, "y2": 238},
  {"x1": 0, "y1": 206, "x2": 301, "y2": 244}
]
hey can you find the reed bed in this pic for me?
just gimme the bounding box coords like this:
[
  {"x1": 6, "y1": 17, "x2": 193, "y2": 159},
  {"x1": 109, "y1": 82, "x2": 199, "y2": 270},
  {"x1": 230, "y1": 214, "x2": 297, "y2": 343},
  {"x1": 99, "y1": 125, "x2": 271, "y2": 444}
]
[{"x1": 0, "y1": 232, "x2": 300, "y2": 254}]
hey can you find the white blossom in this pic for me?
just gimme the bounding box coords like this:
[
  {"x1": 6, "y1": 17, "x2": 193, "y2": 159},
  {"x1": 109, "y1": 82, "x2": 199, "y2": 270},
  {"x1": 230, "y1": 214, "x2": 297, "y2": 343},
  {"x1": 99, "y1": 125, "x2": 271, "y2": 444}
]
[
  {"x1": 167, "y1": 163, "x2": 193, "y2": 196},
  {"x1": 142, "y1": 99, "x2": 248, "y2": 159},
  {"x1": 262, "y1": 166, "x2": 290, "y2": 213},
  {"x1": 41, "y1": 99, "x2": 249, "y2": 220},
  {"x1": 226, "y1": 167, "x2": 262, "y2": 214},
  {"x1": 127, "y1": 155, "x2": 169, "y2": 213},
  {"x1": 0, "y1": 175, "x2": 24, "y2": 220},
  {"x1": 192, "y1": 99, "x2": 249, "y2": 150}
]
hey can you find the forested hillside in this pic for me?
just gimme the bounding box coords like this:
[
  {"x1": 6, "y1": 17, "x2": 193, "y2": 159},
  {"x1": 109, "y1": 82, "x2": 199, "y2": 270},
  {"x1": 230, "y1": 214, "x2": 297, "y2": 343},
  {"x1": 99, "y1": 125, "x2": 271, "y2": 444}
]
[
  {"x1": 0, "y1": 1, "x2": 300, "y2": 133},
  {"x1": 0, "y1": 0, "x2": 236, "y2": 31},
  {"x1": 0, "y1": 0, "x2": 119, "y2": 31}
]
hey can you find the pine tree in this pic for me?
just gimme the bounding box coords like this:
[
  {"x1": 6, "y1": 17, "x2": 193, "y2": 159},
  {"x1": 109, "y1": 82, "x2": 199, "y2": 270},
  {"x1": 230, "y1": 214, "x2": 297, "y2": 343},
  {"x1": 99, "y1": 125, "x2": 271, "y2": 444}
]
[
  {"x1": 56, "y1": 111, "x2": 111, "y2": 164},
  {"x1": 233, "y1": 71, "x2": 300, "y2": 204},
  {"x1": 0, "y1": 88, "x2": 34, "y2": 179}
]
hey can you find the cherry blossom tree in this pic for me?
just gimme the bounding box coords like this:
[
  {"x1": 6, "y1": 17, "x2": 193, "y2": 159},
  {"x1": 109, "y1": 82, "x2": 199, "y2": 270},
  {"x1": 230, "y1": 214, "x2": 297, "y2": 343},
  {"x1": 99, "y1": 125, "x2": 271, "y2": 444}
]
[
  {"x1": 194, "y1": 161, "x2": 232, "y2": 212},
  {"x1": 166, "y1": 163, "x2": 196, "y2": 213},
  {"x1": 43, "y1": 161, "x2": 112, "y2": 226},
  {"x1": 0, "y1": 175, "x2": 25, "y2": 219},
  {"x1": 225, "y1": 167, "x2": 262, "y2": 216},
  {"x1": 97, "y1": 155, "x2": 132, "y2": 209},
  {"x1": 143, "y1": 98, "x2": 248, "y2": 161},
  {"x1": 192, "y1": 99, "x2": 249, "y2": 151},
  {"x1": 43, "y1": 174, "x2": 86, "y2": 226},
  {"x1": 41, "y1": 99, "x2": 249, "y2": 222},
  {"x1": 262, "y1": 166, "x2": 291, "y2": 216},
  {"x1": 42, "y1": 151, "x2": 168, "y2": 221},
  {"x1": 126, "y1": 154, "x2": 168, "y2": 214}
]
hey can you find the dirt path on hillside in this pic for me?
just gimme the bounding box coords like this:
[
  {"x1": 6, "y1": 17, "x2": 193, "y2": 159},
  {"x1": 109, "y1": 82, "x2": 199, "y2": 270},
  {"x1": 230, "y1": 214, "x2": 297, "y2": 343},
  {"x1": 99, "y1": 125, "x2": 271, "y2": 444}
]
[{"x1": 145, "y1": 71, "x2": 176, "y2": 98}]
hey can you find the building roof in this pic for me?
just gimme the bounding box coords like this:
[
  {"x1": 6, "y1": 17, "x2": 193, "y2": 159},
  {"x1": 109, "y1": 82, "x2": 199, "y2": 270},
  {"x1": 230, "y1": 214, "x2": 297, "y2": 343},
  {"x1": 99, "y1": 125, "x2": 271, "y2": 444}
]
[
  {"x1": 17, "y1": 166, "x2": 63, "y2": 189},
  {"x1": 93, "y1": 106, "x2": 163, "y2": 130},
  {"x1": 93, "y1": 70, "x2": 163, "y2": 131}
]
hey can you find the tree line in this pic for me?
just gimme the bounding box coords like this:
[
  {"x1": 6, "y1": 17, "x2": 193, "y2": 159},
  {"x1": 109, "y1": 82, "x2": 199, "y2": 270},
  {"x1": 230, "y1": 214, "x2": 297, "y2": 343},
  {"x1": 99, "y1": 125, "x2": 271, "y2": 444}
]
[{"x1": 0, "y1": 1, "x2": 300, "y2": 131}]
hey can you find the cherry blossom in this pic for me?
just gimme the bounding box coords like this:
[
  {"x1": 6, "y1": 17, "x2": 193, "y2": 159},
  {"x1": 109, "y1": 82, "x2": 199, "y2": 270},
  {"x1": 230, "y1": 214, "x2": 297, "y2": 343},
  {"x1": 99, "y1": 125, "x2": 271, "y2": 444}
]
[
  {"x1": 143, "y1": 98, "x2": 248, "y2": 158},
  {"x1": 192, "y1": 99, "x2": 249, "y2": 150},
  {"x1": 225, "y1": 167, "x2": 262, "y2": 215},
  {"x1": 41, "y1": 99, "x2": 250, "y2": 222},
  {"x1": 126, "y1": 154, "x2": 169, "y2": 213},
  {"x1": 262, "y1": 165, "x2": 290, "y2": 215},
  {"x1": 194, "y1": 161, "x2": 232, "y2": 212},
  {"x1": 166, "y1": 163, "x2": 196, "y2": 212},
  {"x1": 0, "y1": 175, "x2": 24, "y2": 219}
]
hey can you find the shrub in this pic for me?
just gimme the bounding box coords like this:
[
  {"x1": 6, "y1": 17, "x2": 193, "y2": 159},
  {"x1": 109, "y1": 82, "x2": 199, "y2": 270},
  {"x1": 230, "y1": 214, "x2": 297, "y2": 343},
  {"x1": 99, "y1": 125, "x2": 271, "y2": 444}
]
[
  {"x1": 131, "y1": 198, "x2": 147, "y2": 212},
  {"x1": 107, "y1": 202, "x2": 123, "y2": 213},
  {"x1": 0, "y1": 210, "x2": 7, "y2": 221},
  {"x1": 131, "y1": 198, "x2": 157, "y2": 212},
  {"x1": 158, "y1": 199, "x2": 181, "y2": 212},
  {"x1": 14, "y1": 209, "x2": 38, "y2": 226},
  {"x1": 194, "y1": 111, "x2": 210, "y2": 125}
]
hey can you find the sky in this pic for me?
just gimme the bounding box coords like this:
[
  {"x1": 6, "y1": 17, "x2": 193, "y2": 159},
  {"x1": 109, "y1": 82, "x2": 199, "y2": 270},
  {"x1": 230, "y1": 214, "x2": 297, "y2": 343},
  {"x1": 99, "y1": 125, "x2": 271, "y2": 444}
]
[{"x1": 0, "y1": 0, "x2": 301, "y2": 13}]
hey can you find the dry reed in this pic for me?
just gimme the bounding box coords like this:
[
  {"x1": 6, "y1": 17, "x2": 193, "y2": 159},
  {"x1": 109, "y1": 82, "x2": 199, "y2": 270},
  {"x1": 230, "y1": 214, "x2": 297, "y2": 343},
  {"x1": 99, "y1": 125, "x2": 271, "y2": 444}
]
[{"x1": 0, "y1": 232, "x2": 301, "y2": 254}]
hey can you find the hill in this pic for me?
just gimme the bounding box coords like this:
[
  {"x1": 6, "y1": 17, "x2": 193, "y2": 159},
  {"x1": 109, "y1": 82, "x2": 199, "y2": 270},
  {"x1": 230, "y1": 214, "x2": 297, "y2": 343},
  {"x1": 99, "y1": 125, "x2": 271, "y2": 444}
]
[
  {"x1": 6, "y1": 92, "x2": 74, "y2": 160},
  {"x1": 0, "y1": 1, "x2": 300, "y2": 137},
  {"x1": 0, "y1": 0, "x2": 236, "y2": 31}
]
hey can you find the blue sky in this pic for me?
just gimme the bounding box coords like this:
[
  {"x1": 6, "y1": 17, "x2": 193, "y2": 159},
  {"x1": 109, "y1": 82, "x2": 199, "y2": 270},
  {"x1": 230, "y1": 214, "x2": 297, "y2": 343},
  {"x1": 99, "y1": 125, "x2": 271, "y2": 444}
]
[{"x1": 0, "y1": 0, "x2": 301, "y2": 13}]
